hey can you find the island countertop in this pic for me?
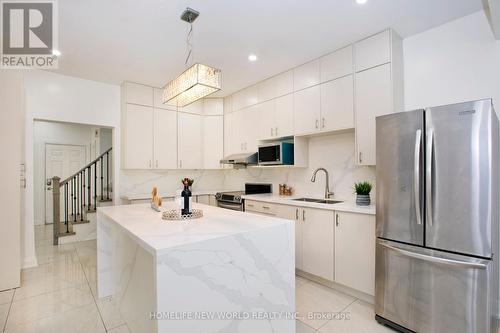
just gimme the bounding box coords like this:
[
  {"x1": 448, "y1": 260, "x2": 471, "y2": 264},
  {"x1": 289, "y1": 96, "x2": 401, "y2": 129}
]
[{"x1": 97, "y1": 202, "x2": 294, "y2": 256}]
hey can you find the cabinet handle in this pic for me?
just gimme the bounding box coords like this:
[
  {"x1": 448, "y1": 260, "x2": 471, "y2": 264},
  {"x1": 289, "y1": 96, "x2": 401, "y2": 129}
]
[
  {"x1": 336, "y1": 214, "x2": 339, "y2": 227},
  {"x1": 322, "y1": 118, "x2": 325, "y2": 128},
  {"x1": 149, "y1": 160, "x2": 152, "y2": 168},
  {"x1": 271, "y1": 128, "x2": 274, "y2": 136},
  {"x1": 295, "y1": 208, "x2": 299, "y2": 220},
  {"x1": 179, "y1": 160, "x2": 182, "y2": 168},
  {"x1": 262, "y1": 206, "x2": 270, "y2": 210},
  {"x1": 247, "y1": 204, "x2": 254, "y2": 207},
  {"x1": 359, "y1": 152, "x2": 363, "y2": 163},
  {"x1": 155, "y1": 160, "x2": 158, "y2": 168},
  {"x1": 275, "y1": 127, "x2": 278, "y2": 136},
  {"x1": 315, "y1": 119, "x2": 319, "y2": 129},
  {"x1": 302, "y1": 210, "x2": 306, "y2": 221}
]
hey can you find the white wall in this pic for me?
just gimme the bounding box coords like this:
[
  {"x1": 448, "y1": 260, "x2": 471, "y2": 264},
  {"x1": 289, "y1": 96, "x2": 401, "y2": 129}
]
[
  {"x1": 33, "y1": 121, "x2": 96, "y2": 225},
  {"x1": 0, "y1": 71, "x2": 23, "y2": 290},
  {"x1": 223, "y1": 132, "x2": 376, "y2": 201},
  {"x1": 24, "y1": 70, "x2": 120, "y2": 268},
  {"x1": 404, "y1": 10, "x2": 500, "y2": 113}
]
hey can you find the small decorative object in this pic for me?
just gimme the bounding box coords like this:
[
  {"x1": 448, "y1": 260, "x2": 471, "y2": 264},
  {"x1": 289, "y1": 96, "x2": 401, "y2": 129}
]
[
  {"x1": 284, "y1": 185, "x2": 293, "y2": 196},
  {"x1": 354, "y1": 181, "x2": 372, "y2": 206},
  {"x1": 162, "y1": 208, "x2": 203, "y2": 221},
  {"x1": 181, "y1": 178, "x2": 193, "y2": 215},
  {"x1": 151, "y1": 187, "x2": 162, "y2": 212}
]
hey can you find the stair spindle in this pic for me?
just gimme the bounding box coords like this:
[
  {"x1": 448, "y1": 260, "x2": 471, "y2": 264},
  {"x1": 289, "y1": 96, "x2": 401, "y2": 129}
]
[
  {"x1": 94, "y1": 163, "x2": 97, "y2": 210},
  {"x1": 100, "y1": 156, "x2": 103, "y2": 200},
  {"x1": 64, "y1": 183, "x2": 68, "y2": 226},
  {"x1": 73, "y1": 178, "x2": 77, "y2": 222},
  {"x1": 87, "y1": 166, "x2": 91, "y2": 212},
  {"x1": 80, "y1": 172, "x2": 83, "y2": 221},
  {"x1": 83, "y1": 168, "x2": 86, "y2": 208},
  {"x1": 106, "y1": 152, "x2": 110, "y2": 200}
]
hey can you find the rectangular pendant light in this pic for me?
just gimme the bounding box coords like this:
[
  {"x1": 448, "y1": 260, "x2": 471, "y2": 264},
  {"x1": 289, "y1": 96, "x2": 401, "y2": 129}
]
[{"x1": 163, "y1": 63, "x2": 221, "y2": 107}]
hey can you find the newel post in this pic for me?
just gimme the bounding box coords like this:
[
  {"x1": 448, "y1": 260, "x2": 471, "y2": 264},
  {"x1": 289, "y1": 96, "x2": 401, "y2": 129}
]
[{"x1": 52, "y1": 176, "x2": 60, "y2": 245}]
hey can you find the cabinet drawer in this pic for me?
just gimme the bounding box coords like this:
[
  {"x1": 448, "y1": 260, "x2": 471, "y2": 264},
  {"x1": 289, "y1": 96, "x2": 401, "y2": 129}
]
[{"x1": 245, "y1": 200, "x2": 277, "y2": 215}]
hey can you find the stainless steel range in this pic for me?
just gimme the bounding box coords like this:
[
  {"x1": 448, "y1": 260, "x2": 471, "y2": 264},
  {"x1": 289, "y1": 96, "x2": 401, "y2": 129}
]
[{"x1": 215, "y1": 183, "x2": 272, "y2": 211}]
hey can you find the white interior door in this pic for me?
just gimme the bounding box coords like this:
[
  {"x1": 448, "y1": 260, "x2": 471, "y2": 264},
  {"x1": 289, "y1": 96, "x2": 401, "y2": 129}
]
[{"x1": 45, "y1": 144, "x2": 86, "y2": 224}]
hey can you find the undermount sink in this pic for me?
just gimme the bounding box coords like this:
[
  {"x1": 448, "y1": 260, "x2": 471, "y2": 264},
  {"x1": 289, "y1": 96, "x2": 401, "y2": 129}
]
[{"x1": 292, "y1": 198, "x2": 343, "y2": 205}]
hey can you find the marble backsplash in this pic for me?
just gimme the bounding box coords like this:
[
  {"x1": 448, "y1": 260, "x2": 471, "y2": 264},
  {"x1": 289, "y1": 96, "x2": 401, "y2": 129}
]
[{"x1": 120, "y1": 131, "x2": 376, "y2": 202}]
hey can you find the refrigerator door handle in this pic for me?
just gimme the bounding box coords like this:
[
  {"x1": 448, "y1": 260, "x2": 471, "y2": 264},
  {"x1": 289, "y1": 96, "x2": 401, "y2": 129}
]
[
  {"x1": 426, "y1": 129, "x2": 434, "y2": 227},
  {"x1": 414, "y1": 129, "x2": 422, "y2": 225},
  {"x1": 379, "y1": 241, "x2": 488, "y2": 269}
]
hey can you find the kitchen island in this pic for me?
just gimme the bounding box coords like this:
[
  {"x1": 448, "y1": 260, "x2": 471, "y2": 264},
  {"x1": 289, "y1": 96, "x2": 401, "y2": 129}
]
[{"x1": 97, "y1": 203, "x2": 295, "y2": 333}]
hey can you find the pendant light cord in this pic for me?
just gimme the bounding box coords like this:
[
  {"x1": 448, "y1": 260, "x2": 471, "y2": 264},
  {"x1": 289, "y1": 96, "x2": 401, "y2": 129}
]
[{"x1": 185, "y1": 21, "x2": 194, "y2": 67}]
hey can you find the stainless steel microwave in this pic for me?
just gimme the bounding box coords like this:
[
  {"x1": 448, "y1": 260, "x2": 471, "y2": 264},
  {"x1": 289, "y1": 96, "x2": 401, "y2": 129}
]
[{"x1": 258, "y1": 142, "x2": 294, "y2": 165}]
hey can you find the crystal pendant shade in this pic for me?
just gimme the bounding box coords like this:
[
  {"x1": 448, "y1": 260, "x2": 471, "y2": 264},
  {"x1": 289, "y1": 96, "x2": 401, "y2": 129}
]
[{"x1": 163, "y1": 63, "x2": 221, "y2": 107}]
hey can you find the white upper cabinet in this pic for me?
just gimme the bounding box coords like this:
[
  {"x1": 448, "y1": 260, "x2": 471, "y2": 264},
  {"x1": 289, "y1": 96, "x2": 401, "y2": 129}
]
[
  {"x1": 123, "y1": 82, "x2": 153, "y2": 106},
  {"x1": 354, "y1": 30, "x2": 391, "y2": 72},
  {"x1": 203, "y1": 115, "x2": 224, "y2": 169},
  {"x1": 123, "y1": 104, "x2": 154, "y2": 169},
  {"x1": 232, "y1": 85, "x2": 259, "y2": 111},
  {"x1": 223, "y1": 96, "x2": 233, "y2": 114},
  {"x1": 259, "y1": 94, "x2": 294, "y2": 140},
  {"x1": 153, "y1": 87, "x2": 176, "y2": 111},
  {"x1": 178, "y1": 100, "x2": 203, "y2": 115},
  {"x1": 274, "y1": 94, "x2": 294, "y2": 137},
  {"x1": 293, "y1": 59, "x2": 320, "y2": 91},
  {"x1": 258, "y1": 70, "x2": 294, "y2": 102},
  {"x1": 320, "y1": 75, "x2": 354, "y2": 131},
  {"x1": 294, "y1": 85, "x2": 321, "y2": 135},
  {"x1": 320, "y1": 45, "x2": 353, "y2": 82},
  {"x1": 203, "y1": 99, "x2": 224, "y2": 116},
  {"x1": 355, "y1": 63, "x2": 392, "y2": 165},
  {"x1": 177, "y1": 112, "x2": 203, "y2": 169},
  {"x1": 154, "y1": 109, "x2": 177, "y2": 169}
]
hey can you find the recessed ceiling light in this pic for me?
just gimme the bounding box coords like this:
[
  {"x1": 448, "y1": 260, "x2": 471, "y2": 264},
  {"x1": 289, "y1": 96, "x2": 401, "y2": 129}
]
[
  {"x1": 248, "y1": 54, "x2": 258, "y2": 62},
  {"x1": 52, "y1": 49, "x2": 61, "y2": 56},
  {"x1": 356, "y1": 0, "x2": 367, "y2": 4}
]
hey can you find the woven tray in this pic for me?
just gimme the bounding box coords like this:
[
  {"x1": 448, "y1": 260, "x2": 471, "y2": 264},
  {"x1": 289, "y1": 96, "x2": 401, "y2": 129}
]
[{"x1": 162, "y1": 209, "x2": 203, "y2": 221}]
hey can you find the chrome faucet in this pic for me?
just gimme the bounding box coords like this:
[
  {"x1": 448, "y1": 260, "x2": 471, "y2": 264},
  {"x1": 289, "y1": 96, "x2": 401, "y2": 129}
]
[{"x1": 311, "y1": 168, "x2": 334, "y2": 199}]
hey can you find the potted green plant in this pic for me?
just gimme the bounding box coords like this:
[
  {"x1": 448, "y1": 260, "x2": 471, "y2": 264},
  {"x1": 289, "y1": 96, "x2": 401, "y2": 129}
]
[{"x1": 354, "y1": 181, "x2": 372, "y2": 206}]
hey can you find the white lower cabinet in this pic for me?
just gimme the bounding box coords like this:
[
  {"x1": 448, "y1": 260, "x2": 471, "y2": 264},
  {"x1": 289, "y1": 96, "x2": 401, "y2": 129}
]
[
  {"x1": 334, "y1": 211, "x2": 375, "y2": 295},
  {"x1": 178, "y1": 112, "x2": 203, "y2": 169},
  {"x1": 301, "y1": 207, "x2": 335, "y2": 281}
]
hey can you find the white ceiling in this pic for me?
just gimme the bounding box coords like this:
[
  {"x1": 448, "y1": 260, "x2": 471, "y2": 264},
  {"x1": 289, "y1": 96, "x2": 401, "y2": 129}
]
[{"x1": 52, "y1": 0, "x2": 484, "y2": 96}]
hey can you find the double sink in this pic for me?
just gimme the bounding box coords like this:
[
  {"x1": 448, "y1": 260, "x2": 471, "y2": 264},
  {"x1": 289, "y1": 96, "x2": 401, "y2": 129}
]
[{"x1": 292, "y1": 198, "x2": 343, "y2": 205}]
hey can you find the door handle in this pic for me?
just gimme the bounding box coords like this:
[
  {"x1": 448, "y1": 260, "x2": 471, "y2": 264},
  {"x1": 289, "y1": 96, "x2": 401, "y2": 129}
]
[
  {"x1": 426, "y1": 129, "x2": 434, "y2": 226},
  {"x1": 414, "y1": 129, "x2": 422, "y2": 225},
  {"x1": 379, "y1": 241, "x2": 488, "y2": 269}
]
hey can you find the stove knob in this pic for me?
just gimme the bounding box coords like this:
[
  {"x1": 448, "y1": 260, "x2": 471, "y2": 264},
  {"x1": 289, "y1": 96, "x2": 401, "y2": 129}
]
[
  {"x1": 235, "y1": 195, "x2": 241, "y2": 201},
  {"x1": 215, "y1": 193, "x2": 221, "y2": 200}
]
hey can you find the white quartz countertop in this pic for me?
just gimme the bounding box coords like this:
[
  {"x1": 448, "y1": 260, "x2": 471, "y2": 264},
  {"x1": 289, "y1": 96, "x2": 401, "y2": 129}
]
[
  {"x1": 242, "y1": 194, "x2": 376, "y2": 215},
  {"x1": 121, "y1": 189, "x2": 240, "y2": 201},
  {"x1": 97, "y1": 202, "x2": 293, "y2": 255}
]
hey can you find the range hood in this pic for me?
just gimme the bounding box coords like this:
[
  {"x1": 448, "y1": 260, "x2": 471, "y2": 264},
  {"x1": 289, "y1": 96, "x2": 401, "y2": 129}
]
[{"x1": 220, "y1": 152, "x2": 258, "y2": 168}]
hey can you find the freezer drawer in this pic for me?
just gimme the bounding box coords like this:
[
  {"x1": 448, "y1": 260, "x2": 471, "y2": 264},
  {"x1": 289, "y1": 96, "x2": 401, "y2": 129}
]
[{"x1": 375, "y1": 239, "x2": 495, "y2": 333}]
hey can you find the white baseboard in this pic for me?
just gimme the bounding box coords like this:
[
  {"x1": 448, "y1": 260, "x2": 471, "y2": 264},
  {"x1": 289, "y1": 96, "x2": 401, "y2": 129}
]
[{"x1": 21, "y1": 255, "x2": 38, "y2": 269}]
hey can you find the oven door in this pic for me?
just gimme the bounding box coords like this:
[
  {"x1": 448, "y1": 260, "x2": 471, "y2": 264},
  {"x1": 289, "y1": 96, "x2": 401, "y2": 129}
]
[
  {"x1": 217, "y1": 201, "x2": 243, "y2": 211},
  {"x1": 258, "y1": 144, "x2": 282, "y2": 165}
]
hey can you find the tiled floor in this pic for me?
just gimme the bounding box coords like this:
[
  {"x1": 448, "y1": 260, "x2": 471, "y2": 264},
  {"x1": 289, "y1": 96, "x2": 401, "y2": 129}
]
[{"x1": 0, "y1": 225, "x2": 394, "y2": 333}]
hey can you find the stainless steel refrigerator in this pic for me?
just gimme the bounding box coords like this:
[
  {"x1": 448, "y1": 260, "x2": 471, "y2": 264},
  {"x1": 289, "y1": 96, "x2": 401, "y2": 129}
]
[{"x1": 375, "y1": 99, "x2": 499, "y2": 333}]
